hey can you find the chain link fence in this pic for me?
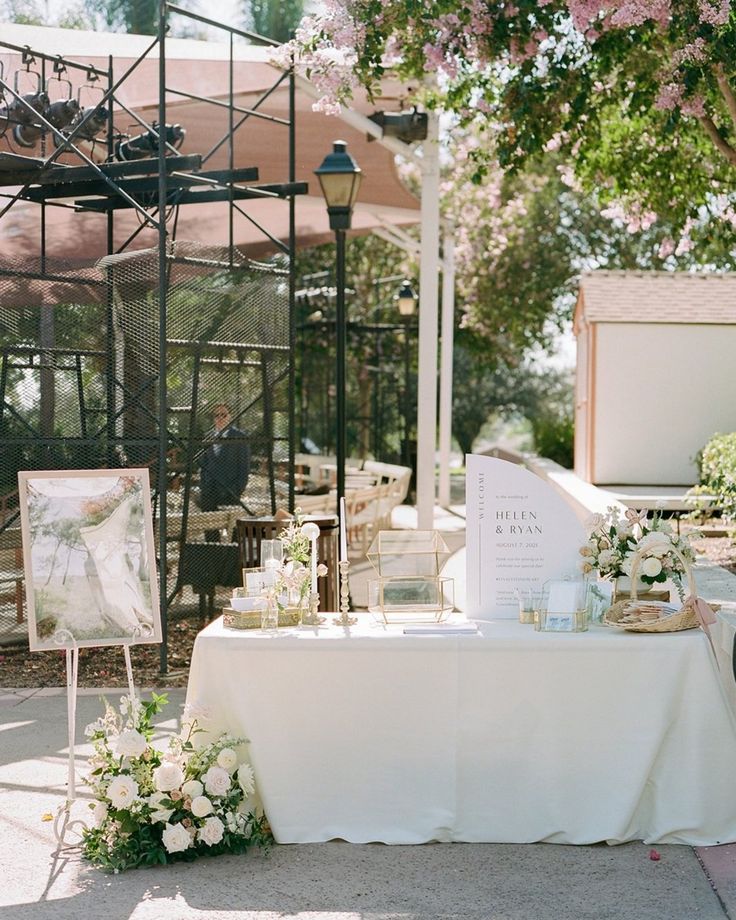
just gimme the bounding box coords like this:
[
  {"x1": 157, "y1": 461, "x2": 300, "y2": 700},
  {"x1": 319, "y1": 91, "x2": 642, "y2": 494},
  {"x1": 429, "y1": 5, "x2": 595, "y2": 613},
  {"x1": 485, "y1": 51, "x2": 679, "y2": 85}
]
[{"x1": 0, "y1": 241, "x2": 292, "y2": 643}]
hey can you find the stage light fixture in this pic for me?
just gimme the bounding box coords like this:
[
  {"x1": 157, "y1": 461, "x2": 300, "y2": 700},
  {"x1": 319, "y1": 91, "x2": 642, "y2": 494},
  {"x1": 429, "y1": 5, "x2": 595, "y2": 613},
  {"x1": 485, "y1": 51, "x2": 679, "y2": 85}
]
[
  {"x1": 114, "y1": 122, "x2": 186, "y2": 161},
  {"x1": 7, "y1": 90, "x2": 49, "y2": 128},
  {"x1": 14, "y1": 96, "x2": 79, "y2": 148},
  {"x1": 367, "y1": 107, "x2": 428, "y2": 144},
  {"x1": 62, "y1": 105, "x2": 109, "y2": 144}
]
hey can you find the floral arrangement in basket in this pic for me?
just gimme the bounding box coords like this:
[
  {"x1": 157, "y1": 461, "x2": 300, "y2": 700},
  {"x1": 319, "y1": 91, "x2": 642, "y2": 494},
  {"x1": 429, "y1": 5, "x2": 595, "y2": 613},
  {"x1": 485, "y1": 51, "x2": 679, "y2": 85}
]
[
  {"x1": 82, "y1": 693, "x2": 271, "y2": 872},
  {"x1": 580, "y1": 507, "x2": 697, "y2": 600}
]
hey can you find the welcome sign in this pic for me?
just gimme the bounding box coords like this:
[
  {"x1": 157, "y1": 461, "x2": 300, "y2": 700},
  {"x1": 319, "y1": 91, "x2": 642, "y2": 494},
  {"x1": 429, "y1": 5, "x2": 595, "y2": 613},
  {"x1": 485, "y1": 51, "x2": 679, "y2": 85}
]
[{"x1": 465, "y1": 455, "x2": 586, "y2": 619}]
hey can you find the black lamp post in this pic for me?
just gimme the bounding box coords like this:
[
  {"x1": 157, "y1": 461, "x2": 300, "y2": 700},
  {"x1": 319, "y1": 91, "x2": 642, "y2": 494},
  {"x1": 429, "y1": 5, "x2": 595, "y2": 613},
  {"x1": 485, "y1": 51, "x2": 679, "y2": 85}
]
[
  {"x1": 314, "y1": 140, "x2": 362, "y2": 515},
  {"x1": 396, "y1": 280, "x2": 417, "y2": 470}
]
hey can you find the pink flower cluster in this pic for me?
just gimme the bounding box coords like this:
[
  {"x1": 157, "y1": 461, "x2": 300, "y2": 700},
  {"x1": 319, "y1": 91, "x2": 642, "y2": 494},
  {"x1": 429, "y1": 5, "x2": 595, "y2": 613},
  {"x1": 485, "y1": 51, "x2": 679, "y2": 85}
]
[
  {"x1": 600, "y1": 200, "x2": 658, "y2": 233},
  {"x1": 609, "y1": 0, "x2": 671, "y2": 28},
  {"x1": 654, "y1": 80, "x2": 706, "y2": 118},
  {"x1": 697, "y1": 0, "x2": 730, "y2": 26},
  {"x1": 567, "y1": 0, "x2": 672, "y2": 31}
]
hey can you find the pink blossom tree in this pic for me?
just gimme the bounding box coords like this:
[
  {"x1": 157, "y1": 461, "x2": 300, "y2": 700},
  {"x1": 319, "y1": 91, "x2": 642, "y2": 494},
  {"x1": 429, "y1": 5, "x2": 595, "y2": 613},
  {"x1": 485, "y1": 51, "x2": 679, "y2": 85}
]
[{"x1": 278, "y1": 1, "x2": 736, "y2": 241}]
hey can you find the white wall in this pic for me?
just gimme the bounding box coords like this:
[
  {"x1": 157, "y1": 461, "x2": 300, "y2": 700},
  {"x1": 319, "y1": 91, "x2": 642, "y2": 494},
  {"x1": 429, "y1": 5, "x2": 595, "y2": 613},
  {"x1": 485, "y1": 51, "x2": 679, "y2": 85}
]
[
  {"x1": 592, "y1": 323, "x2": 736, "y2": 485},
  {"x1": 574, "y1": 326, "x2": 589, "y2": 479}
]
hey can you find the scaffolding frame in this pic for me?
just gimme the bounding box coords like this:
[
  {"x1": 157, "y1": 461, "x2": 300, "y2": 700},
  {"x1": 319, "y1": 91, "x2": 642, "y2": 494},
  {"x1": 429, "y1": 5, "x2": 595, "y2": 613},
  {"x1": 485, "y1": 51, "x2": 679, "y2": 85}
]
[{"x1": 0, "y1": 4, "x2": 302, "y2": 668}]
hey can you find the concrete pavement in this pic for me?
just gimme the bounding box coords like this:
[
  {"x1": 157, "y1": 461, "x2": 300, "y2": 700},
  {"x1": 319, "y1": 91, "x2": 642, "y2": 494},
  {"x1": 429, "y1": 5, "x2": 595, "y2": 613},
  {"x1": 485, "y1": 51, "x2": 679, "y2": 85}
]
[{"x1": 1, "y1": 687, "x2": 735, "y2": 920}]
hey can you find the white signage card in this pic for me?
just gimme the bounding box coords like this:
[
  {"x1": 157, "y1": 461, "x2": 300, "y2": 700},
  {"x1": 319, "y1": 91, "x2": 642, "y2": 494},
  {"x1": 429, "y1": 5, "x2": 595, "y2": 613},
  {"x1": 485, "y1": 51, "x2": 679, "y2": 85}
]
[
  {"x1": 465, "y1": 455, "x2": 587, "y2": 620},
  {"x1": 547, "y1": 582, "x2": 578, "y2": 613}
]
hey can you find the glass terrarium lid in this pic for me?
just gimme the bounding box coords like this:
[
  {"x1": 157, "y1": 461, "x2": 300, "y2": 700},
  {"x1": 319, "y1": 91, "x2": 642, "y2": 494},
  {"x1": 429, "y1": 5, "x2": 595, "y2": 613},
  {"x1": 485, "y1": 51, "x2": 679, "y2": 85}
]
[{"x1": 366, "y1": 529, "x2": 451, "y2": 575}]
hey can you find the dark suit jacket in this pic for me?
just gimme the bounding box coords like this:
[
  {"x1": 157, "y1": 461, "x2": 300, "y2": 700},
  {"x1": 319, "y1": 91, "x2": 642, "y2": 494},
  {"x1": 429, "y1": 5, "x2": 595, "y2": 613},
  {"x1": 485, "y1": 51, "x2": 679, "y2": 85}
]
[{"x1": 199, "y1": 424, "x2": 250, "y2": 510}]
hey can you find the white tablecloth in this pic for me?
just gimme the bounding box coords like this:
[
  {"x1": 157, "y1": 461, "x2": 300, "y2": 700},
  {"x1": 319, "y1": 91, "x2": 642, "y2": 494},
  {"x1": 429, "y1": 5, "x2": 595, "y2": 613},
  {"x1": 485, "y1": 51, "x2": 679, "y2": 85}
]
[{"x1": 185, "y1": 615, "x2": 736, "y2": 846}]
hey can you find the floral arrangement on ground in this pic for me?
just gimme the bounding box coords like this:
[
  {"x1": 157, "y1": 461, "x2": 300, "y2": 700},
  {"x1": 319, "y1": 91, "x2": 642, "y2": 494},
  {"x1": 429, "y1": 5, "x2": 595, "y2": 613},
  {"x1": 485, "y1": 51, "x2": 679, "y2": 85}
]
[
  {"x1": 82, "y1": 692, "x2": 271, "y2": 872},
  {"x1": 580, "y1": 507, "x2": 697, "y2": 598}
]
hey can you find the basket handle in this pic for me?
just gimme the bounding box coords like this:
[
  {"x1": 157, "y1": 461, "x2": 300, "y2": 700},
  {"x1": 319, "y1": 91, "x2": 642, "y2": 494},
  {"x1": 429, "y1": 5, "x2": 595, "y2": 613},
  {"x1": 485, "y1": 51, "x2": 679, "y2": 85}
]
[{"x1": 627, "y1": 542, "x2": 696, "y2": 601}]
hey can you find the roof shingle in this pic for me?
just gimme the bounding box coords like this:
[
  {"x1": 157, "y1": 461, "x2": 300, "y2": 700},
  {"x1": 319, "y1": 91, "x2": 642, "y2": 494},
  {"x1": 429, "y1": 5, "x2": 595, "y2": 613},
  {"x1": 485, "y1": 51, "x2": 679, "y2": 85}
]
[{"x1": 577, "y1": 270, "x2": 736, "y2": 325}]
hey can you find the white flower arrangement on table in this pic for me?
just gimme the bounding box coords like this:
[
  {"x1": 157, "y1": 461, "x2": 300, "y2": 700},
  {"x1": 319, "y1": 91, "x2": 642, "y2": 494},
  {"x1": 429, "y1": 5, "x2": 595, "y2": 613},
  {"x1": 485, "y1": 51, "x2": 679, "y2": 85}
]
[
  {"x1": 270, "y1": 512, "x2": 327, "y2": 611},
  {"x1": 580, "y1": 507, "x2": 697, "y2": 599},
  {"x1": 81, "y1": 693, "x2": 270, "y2": 872}
]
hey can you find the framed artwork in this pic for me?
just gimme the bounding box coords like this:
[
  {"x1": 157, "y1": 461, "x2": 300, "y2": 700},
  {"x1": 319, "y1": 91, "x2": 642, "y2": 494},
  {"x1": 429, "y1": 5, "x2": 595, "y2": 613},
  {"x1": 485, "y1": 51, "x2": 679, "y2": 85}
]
[{"x1": 17, "y1": 469, "x2": 161, "y2": 651}]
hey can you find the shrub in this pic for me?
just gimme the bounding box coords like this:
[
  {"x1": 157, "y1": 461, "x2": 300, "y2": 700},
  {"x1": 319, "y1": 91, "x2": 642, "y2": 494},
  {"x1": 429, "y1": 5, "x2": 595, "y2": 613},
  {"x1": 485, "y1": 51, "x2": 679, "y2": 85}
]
[
  {"x1": 689, "y1": 432, "x2": 736, "y2": 522},
  {"x1": 530, "y1": 410, "x2": 574, "y2": 469}
]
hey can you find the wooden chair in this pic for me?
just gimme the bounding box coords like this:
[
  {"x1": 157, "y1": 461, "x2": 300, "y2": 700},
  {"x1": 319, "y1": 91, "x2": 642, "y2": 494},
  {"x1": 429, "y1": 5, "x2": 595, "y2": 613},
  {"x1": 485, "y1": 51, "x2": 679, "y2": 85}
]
[
  {"x1": 235, "y1": 515, "x2": 339, "y2": 612},
  {"x1": 0, "y1": 528, "x2": 24, "y2": 625}
]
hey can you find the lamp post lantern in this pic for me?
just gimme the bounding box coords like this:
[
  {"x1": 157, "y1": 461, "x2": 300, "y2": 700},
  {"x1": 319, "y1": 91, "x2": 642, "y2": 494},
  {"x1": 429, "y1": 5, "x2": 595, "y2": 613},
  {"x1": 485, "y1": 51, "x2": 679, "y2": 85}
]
[{"x1": 315, "y1": 140, "x2": 362, "y2": 517}]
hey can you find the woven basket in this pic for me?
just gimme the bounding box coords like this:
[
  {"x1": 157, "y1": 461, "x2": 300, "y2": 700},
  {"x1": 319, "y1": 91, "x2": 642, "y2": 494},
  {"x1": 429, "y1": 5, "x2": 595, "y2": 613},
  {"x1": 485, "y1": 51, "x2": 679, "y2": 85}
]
[{"x1": 603, "y1": 544, "x2": 699, "y2": 633}]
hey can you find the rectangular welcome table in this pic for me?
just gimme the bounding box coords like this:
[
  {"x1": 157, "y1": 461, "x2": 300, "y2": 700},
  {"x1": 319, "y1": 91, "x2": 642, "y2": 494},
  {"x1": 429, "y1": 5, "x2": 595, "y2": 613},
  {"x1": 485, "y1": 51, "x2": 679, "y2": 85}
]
[{"x1": 185, "y1": 615, "x2": 736, "y2": 846}]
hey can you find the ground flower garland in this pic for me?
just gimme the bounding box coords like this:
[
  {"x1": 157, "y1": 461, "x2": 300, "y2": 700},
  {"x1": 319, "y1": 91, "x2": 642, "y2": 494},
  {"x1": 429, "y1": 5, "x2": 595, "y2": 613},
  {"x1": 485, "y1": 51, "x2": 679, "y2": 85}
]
[
  {"x1": 82, "y1": 693, "x2": 271, "y2": 872},
  {"x1": 580, "y1": 507, "x2": 696, "y2": 598}
]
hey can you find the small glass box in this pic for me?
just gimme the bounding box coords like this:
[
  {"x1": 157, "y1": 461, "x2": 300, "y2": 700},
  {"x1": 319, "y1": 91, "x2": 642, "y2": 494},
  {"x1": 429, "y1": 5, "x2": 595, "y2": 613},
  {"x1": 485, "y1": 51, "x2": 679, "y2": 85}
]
[
  {"x1": 239, "y1": 566, "x2": 277, "y2": 597},
  {"x1": 367, "y1": 576, "x2": 455, "y2": 624},
  {"x1": 535, "y1": 577, "x2": 588, "y2": 632},
  {"x1": 367, "y1": 530, "x2": 451, "y2": 578}
]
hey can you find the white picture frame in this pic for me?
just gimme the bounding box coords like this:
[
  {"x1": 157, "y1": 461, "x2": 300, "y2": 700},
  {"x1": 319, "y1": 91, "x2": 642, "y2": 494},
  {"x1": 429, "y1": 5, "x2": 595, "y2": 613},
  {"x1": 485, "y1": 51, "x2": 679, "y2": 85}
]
[{"x1": 17, "y1": 468, "x2": 161, "y2": 651}]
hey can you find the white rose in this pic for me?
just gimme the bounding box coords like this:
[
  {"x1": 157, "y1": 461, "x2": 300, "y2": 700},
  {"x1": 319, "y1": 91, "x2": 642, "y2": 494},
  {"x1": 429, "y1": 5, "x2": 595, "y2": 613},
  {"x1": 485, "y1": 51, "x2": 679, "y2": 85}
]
[
  {"x1": 585, "y1": 513, "x2": 604, "y2": 531},
  {"x1": 148, "y1": 791, "x2": 175, "y2": 824},
  {"x1": 162, "y1": 822, "x2": 192, "y2": 854},
  {"x1": 202, "y1": 765, "x2": 231, "y2": 797},
  {"x1": 597, "y1": 549, "x2": 615, "y2": 568},
  {"x1": 115, "y1": 729, "x2": 148, "y2": 759},
  {"x1": 198, "y1": 815, "x2": 225, "y2": 847},
  {"x1": 182, "y1": 779, "x2": 203, "y2": 799},
  {"x1": 641, "y1": 556, "x2": 663, "y2": 578},
  {"x1": 237, "y1": 763, "x2": 255, "y2": 797},
  {"x1": 153, "y1": 762, "x2": 185, "y2": 793},
  {"x1": 216, "y1": 748, "x2": 238, "y2": 773},
  {"x1": 190, "y1": 795, "x2": 214, "y2": 818},
  {"x1": 107, "y1": 774, "x2": 139, "y2": 810},
  {"x1": 638, "y1": 532, "x2": 672, "y2": 557},
  {"x1": 92, "y1": 800, "x2": 108, "y2": 827}
]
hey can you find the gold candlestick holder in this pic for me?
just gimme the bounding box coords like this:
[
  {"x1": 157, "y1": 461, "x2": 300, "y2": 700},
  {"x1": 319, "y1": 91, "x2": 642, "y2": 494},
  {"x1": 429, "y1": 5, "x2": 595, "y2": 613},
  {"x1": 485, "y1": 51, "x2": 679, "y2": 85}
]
[
  {"x1": 333, "y1": 560, "x2": 357, "y2": 627},
  {"x1": 300, "y1": 591, "x2": 325, "y2": 627}
]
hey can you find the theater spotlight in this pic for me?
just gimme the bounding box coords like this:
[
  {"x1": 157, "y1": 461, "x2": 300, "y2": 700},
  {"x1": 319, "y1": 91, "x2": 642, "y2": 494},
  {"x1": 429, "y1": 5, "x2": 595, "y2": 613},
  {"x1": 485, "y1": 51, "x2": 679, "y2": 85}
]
[
  {"x1": 14, "y1": 96, "x2": 79, "y2": 148},
  {"x1": 114, "y1": 122, "x2": 186, "y2": 161},
  {"x1": 7, "y1": 89, "x2": 49, "y2": 129},
  {"x1": 62, "y1": 105, "x2": 108, "y2": 144},
  {"x1": 367, "y1": 107, "x2": 428, "y2": 144}
]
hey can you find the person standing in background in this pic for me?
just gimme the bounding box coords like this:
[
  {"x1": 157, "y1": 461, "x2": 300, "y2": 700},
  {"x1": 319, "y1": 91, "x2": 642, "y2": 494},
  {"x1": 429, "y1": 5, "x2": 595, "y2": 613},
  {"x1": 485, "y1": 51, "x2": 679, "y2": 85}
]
[{"x1": 199, "y1": 404, "x2": 250, "y2": 524}]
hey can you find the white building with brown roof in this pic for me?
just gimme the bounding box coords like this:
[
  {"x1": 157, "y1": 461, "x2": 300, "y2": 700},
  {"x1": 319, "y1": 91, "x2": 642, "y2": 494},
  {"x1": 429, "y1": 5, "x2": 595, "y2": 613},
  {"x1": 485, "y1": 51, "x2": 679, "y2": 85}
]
[{"x1": 573, "y1": 270, "x2": 736, "y2": 486}]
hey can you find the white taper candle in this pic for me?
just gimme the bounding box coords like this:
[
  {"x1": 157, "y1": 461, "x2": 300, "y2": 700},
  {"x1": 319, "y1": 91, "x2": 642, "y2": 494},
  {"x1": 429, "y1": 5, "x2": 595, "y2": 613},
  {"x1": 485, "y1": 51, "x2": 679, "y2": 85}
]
[{"x1": 340, "y1": 496, "x2": 348, "y2": 563}]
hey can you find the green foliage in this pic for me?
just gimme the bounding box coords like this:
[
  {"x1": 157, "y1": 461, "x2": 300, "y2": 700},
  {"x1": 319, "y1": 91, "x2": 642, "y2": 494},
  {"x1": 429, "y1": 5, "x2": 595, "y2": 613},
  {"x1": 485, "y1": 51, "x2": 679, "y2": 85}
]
[
  {"x1": 0, "y1": 0, "x2": 44, "y2": 24},
  {"x1": 530, "y1": 409, "x2": 574, "y2": 469},
  {"x1": 295, "y1": 235, "x2": 413, "y2": 460},
  {"x1": 689, "y1": 432, "x2": 736, "y2": 522},
  {"x1": 243, "y1": 0, "x2": 304, "y2": 43},
  {"x1": 288, "y1": 1, "x2": 736, "y2": 247}
]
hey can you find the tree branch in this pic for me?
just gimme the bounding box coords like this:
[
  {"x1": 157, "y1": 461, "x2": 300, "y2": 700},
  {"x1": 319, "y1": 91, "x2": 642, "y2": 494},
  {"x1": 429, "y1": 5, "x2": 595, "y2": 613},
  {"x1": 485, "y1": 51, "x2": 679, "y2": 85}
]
[
  {"x1": 715, "y1": 63, "x2": 736, "y2": 133},
  {"x1": 697, "y1": 114, "x2": 736, "y2": 167}
]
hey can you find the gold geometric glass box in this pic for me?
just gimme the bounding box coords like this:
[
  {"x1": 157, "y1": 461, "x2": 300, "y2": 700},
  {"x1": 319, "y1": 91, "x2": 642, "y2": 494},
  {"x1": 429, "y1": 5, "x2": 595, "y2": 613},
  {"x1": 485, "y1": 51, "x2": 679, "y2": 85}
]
[{"x1": 366, "y1": 530, "x2": 454, "y2": 623}]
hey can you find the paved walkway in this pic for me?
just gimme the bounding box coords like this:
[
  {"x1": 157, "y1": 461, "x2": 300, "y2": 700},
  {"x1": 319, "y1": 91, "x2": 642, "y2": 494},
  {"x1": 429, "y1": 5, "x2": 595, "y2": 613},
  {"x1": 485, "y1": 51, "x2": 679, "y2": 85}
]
[{"x1": 1, "y1": 687, "x2": 735, "y2": 920}]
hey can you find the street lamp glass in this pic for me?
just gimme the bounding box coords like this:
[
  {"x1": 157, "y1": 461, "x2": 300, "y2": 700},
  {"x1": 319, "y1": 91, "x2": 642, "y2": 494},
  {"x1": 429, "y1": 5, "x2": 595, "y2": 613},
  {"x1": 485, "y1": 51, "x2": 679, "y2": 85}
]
[
  {"x1": 314, "y1": 140, "x2": 363, "y2": 211},
  {"x1": 397, "y1": 280, "x2": 417, "y2": 317}
]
